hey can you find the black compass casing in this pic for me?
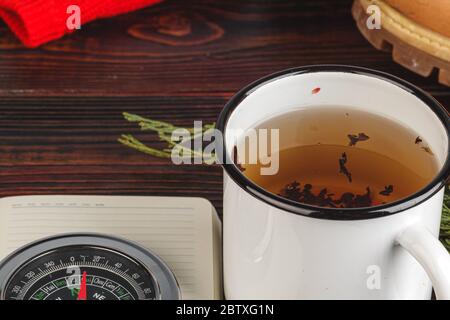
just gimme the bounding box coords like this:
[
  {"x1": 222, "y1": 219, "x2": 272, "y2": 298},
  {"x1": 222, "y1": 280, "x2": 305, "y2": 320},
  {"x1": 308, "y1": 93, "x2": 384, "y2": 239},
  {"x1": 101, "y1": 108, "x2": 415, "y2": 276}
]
[{"x1": 0, "y1": 233, "x2": 181, "y2": 300}]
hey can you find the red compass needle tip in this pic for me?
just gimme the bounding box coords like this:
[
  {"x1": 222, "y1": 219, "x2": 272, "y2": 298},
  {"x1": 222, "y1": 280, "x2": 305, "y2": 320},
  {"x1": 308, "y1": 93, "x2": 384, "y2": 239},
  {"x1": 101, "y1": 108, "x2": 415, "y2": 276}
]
[{"x1": 77, "y1": 271, "x2": 87, "y2": 300}]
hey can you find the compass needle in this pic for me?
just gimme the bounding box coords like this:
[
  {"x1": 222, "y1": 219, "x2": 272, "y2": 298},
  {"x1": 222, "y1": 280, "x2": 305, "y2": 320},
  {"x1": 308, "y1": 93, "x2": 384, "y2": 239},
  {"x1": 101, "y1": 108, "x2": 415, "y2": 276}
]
[{"x1": 77, "y1": 272, "x2": 87, "y2": 301}]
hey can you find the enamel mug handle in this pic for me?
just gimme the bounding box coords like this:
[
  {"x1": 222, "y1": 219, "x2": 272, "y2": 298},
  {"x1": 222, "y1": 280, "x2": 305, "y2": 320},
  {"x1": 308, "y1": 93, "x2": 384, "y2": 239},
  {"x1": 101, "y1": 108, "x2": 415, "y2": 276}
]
[{"x1": 397, "y1": 225, "x2": 450, "y2": 300}]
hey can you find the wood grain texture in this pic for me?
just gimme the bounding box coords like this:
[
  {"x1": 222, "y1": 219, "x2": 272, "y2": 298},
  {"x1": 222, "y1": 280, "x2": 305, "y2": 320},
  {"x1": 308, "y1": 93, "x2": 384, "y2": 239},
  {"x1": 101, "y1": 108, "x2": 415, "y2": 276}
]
[
  {"x1": 0, "y1": 0, "x2": 448, "y2": 216},
  {"x1": 0, "y1": 97, "x2": 224, "y2": 209}
]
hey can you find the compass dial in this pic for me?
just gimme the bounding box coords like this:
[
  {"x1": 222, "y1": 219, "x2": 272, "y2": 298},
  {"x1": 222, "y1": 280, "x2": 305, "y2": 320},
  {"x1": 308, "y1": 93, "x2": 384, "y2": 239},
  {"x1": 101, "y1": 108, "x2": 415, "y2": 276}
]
[{"x1": 0, "y1": 234, "x2": 180, "y2": 300}]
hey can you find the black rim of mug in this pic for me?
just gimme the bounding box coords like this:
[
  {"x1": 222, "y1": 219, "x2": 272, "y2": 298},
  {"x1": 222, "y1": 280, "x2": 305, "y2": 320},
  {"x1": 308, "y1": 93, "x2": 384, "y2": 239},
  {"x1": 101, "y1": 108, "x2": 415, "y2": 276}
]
[{"x1": 216, "y1": 65, "x2": 450, "y2": 220}]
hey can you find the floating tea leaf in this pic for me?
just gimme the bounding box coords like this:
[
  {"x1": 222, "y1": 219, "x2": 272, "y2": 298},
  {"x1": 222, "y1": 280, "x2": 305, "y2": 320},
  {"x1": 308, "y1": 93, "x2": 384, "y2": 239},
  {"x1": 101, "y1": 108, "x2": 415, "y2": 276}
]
[
  {"x1": 339, "y1": 152, "x2": 352, "y2": 183},
  {"x1": 421, "y1": 146, "x2": 434, "y2": 155},
  {"x1": 414, "y1": 136, "x2": 434, "y2": 155},
  {"x1": 279, "y1": 182, "x2": 372, "y2": 208},
  {"x1": 279, "y1": 181, "x2": 302, "y2": 201},
  {"x1": 379, "y1": 185, "x2": 394, "y2": 196},
  {"x1": 354, "y1": 187, "x2": 372, "y2": 207},
  {"x1": 348, "y1": 132, "x2": 370, "y2": 146}
]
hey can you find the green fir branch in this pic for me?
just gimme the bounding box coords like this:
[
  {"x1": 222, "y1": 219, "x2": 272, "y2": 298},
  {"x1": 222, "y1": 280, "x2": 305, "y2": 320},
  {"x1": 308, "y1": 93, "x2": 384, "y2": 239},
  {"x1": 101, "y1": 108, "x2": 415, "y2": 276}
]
[
  {"x1": 118, "y1": 134, "x2": 171, "y2": 158},
  {"x1": 118, "y1": 112, "x2": 216, "y2": 161}
]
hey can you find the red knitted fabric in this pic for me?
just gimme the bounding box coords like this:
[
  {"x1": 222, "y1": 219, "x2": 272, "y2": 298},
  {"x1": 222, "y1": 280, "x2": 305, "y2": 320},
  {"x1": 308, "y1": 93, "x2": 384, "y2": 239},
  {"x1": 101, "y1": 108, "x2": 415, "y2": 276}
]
[{"x1": 0, "y1": 0, "x2": 162, "y2": 47}]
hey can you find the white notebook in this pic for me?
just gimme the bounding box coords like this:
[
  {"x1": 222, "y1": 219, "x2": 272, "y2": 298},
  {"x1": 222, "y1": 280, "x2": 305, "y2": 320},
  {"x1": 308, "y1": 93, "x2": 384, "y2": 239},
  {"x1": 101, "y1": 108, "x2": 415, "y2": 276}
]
[{"x1": 0, "y1": 195, "x2": 222, "y2": 300}]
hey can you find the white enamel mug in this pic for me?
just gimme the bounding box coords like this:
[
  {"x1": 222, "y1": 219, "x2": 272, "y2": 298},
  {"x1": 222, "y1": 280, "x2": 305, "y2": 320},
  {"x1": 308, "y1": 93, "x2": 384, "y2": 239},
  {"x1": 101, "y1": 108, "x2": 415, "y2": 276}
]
[{"x1": 217, "y1": 65, "x2": 450, "y2": 300}]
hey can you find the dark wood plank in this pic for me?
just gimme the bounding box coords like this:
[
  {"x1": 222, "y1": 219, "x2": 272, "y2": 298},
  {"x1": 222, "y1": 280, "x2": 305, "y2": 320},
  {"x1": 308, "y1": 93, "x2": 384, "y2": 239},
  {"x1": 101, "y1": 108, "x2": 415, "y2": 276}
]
[
  {"x1": 0, "y1": 0, "x2": 448, "y2": 99},
  {"x1": 0, "y1": 97, "x2": 224, "y2": 211}
]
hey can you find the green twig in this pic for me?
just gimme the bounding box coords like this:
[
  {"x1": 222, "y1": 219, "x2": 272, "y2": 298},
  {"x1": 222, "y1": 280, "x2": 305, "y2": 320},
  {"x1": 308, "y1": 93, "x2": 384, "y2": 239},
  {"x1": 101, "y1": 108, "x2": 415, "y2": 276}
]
[
  {"x1": 118, "y1": 134, "x2": 171, "y2": 158},
  {"x1": 119, "y1": 112, "x2": 216, "y2": 161}
]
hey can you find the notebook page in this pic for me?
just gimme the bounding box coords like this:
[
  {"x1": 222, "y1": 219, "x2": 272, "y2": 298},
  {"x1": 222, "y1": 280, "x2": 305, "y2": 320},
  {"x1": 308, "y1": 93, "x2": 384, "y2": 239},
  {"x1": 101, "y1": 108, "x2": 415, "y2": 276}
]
[{"x1": 0, "y1": 195, "x2": 220, "y2": 300}]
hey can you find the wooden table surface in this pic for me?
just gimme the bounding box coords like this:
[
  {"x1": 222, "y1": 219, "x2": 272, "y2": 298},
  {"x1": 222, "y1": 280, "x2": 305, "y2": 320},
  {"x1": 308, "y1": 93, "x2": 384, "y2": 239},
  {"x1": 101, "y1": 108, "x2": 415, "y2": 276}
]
[{"x1": 0, "y1": 0, "x2": 448, "y2": 217}]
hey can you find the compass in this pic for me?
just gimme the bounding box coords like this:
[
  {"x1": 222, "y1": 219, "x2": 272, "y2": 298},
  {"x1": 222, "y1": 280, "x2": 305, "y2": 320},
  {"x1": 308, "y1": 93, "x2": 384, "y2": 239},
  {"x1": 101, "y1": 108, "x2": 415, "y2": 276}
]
[{"x1": 0, "y1": 234, "x2": 180, "y2": 300}]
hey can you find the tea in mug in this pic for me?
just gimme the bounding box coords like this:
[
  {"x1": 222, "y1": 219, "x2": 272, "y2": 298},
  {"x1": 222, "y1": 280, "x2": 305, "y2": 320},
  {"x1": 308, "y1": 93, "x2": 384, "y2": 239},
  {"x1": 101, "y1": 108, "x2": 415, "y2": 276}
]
[{"x1": 237, "y1": 107, "x2": 440, "y2": 208}]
